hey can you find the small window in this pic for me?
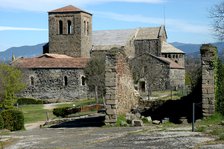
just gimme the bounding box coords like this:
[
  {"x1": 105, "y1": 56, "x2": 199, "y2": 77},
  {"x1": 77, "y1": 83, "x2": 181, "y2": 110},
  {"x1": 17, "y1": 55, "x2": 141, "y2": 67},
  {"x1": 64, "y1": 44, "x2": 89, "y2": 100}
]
[
  {"x1": 59, "y1": 20, "x2": 63, "y2": 34},
  {"x1": 175, "y1": 60, "x2": 178, "y2": 63},
  {"x1": 67, "y1": 20, "x2": 72, "y2": 34},
  {"x1": 139, "y1": 81, "x2": 145, "y2": 92},
  {"x1": 64, "y1": 76, "x2": 68, "y2": 86},
  {"x1": 30, "y1": 76, "x2": 34, "y2": 86},
  {"x1": 84, "y1": 21, "x2": 86, "y2": 34},
  {"x1": 87, "y1": 21, "x2": 89, "y2": 35},
  {"x1": 81, "y1": 76, "x2": 86, "y2": 86}
]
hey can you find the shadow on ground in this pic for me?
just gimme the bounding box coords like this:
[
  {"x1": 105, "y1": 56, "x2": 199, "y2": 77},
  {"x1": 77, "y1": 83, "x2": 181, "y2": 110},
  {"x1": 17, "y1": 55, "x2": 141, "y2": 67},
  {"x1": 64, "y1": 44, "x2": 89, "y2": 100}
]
[
  {"x1": 141, "y1": 85, "x2": 203, "y2": 124},
  {"x1": 50, "y1": 115, "x2": 105, "y2": 128}
]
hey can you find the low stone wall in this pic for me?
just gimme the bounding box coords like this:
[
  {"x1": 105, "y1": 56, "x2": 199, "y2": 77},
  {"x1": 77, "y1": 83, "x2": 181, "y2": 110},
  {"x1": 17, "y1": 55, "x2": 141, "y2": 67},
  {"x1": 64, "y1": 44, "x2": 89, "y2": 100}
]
[{"x1": 105, "y1": 48, "x2": 139, "y2": 125}]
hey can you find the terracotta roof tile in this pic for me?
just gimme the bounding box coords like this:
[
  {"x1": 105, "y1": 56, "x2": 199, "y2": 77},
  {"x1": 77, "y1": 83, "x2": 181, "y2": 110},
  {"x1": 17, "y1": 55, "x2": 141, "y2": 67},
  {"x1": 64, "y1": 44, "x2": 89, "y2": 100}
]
[
  {"x1": 49, "y1": 5, "x2": 91, "y2": 15},
  {"x1": 12, "y1": 54, "x2": 89, "y2": 69},
  {"x1": 158, "y1": 57, "x2": 184, "y2": 69}
]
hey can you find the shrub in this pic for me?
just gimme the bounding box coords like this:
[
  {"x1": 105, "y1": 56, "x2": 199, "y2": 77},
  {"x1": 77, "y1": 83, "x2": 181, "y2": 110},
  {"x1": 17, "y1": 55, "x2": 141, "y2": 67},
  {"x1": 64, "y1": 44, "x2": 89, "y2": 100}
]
[
  {"x1": 17, "y1": 98, "x2": 43, "y2": 105},
  {"x1": 1, "y1": 109, "x2": 24, "y2": 131},
  {"x1": 53, "y1": 107, "x2": 70, "y2": 118},
  {"x1": 53, "y1": 107, "x2": 81, "y2": 118},
  {"x1": 0, "y1": 115, "x2": 4, "y2": 130}
]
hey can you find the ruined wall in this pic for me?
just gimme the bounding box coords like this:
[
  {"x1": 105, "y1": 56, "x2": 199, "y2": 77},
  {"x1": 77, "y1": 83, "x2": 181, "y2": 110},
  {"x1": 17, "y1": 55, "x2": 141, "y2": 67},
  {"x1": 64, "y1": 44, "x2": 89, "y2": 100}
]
[
  {"x1": 200, "y1": 44, "x2": 217, "y2": 117},
  {"x1": 19, "y1": 68, "x2": 88, "y2": 101},
  {"x1": 48, "y1": 12, "x2": 91, "y2": 58},
  {"x1": 105, "y1": 48, "x2": 139, "y2": 125},
  {"x1": 170, "y1": 69, "x2": 185, "y2": 90}
]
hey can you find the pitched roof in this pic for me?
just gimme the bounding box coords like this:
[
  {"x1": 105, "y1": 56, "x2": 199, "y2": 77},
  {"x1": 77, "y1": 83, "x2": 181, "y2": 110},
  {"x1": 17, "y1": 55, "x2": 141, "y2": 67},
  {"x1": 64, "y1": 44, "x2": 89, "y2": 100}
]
[
  {"x1": 158, "y1": 57, "x2": 184, "y2": 69},
  {"x1": 12, "y1": 54, "x2": 89, "y2": 69},
  {"x1": 92, "y1": 26, "x2": 167, "y2": 47},
  {"x1": 135, "y1": 27, "x2": 161, "y2": 40},
  {"x1": 161, "y1": 41, "x2": 185, "y2": 54},
  {"x1": 93, "y1": 29, "x2": 137, "y2": 46},
  {"x1": 49, "y1": 5, "x2": 91, "y2": 15}
]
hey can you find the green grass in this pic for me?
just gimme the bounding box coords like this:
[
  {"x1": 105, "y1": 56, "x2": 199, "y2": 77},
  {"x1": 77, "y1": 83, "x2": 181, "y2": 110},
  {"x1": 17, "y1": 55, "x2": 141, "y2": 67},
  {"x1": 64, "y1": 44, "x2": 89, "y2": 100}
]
[
  {"x1": 196, "y1": 113, "x2": 224, "y2": 140},
  {"x1": 19, "y1": 104, "x2": 53, "y2": 124},
  {"x1": 55, "y1": 99, "x2": 96, "y2": 108}
]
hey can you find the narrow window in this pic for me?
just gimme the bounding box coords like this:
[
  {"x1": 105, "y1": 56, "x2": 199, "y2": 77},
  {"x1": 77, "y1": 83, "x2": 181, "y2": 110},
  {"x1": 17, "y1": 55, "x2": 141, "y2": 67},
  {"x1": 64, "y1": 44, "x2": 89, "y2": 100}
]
[
  {"x1": 64, "y1": 76, "x2": 68, "y2": 86},
  {"x1": 87, "y1": 21, "x2": 89, "y2": 35},
  {"x1": 84, "y1": 21, "x2": 86, "y2": 35},
  {"x1": 59, "y1": 20, "x2": 63, "y2": 34},
  {"x1": 30, "y1": 76, "x2": 34, "y2": 86},
  {"x1": 67, "y1": 20, "x2": 72, "y2": 34},
  {"x1": 139, "y1": 81, "x2": 146, "y2": 92},
  {"x1": 81, "y1": 76, "x2": 86, "y2": 86}
]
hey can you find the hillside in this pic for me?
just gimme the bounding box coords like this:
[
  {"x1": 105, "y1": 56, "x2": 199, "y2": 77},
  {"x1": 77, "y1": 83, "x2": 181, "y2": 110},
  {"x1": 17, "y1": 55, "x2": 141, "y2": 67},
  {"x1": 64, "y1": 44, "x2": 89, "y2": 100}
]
[
  {"x1": 0, "y1": 42, "x2": 223, "y2": 62},
  {"x1": 0, "y1": 43, "x2": 45, "y2": 62}
]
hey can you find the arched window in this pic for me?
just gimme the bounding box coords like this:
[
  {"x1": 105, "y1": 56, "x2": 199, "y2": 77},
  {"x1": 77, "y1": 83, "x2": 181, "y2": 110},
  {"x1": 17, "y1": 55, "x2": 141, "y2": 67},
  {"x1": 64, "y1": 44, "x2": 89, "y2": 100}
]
[
  {"x1": 64, "y1": 76, "x2": 68, "y2": 86},
  {"x1": 67, "y1": 20, "x2": 72, "y2": 34},
  {"x1": 59, "y1": 20, "x2": 63, "y2": 34},
  {"x1": 30, "y1": 76, "x2": 34, "y2": 86},
  {"x1": 84, "y1": 21, "x2": 86, "y2": 35},
  {"x1": 81, "y1": 76, "x2": 86, "y2": 86}
]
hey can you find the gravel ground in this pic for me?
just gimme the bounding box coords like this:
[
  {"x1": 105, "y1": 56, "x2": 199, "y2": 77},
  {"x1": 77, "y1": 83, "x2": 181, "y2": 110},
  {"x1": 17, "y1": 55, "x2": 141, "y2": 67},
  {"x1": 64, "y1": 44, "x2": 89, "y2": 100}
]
[{"x1": 3, "y1": 125, "x2": 224, "y2": 149}]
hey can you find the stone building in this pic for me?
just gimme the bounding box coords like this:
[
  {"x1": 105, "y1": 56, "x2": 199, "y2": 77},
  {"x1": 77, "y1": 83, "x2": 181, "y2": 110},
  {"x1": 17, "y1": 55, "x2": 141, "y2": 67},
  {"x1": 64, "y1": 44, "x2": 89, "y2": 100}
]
[{"x1": 12, "y1": 5, "x2": 185, "y2": 100}]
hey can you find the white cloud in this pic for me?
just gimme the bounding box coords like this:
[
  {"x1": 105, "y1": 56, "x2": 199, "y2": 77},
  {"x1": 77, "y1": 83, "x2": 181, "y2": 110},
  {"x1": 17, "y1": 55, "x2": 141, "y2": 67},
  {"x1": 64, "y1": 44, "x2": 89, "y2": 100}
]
[
  {"x1": 94, "y1": 11, "x2": 211, "y2": 34},
  {"x1": 0, "y1": 0, "x2": 165, "y2": 12},
  {"x1": 0, "y1": 26, "x2": 47, "y2": 31}
]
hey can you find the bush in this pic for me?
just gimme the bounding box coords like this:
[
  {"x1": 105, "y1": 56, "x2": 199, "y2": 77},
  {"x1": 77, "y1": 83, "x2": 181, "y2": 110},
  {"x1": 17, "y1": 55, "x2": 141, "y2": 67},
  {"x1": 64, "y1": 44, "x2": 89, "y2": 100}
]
[
  {"x1": 1, "y1": 109, "x2": 24, "y2": 131},
  {"x1": 17, "y1": 98, "x2": 43, "y2": 105},
  {"x1": 0, "y1": 115, "x2": 4, "y2": 130},
  {"x1": 53, "y1": 107, "x2": 81, "y2": 118},
  {"x1": 53, "y1": 107, "x2": 70, "y2": 118}
]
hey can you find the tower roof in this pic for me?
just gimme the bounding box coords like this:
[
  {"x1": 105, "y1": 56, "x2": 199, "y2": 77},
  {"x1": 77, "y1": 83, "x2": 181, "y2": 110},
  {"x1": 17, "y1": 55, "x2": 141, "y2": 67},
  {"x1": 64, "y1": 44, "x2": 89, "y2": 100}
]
[{"x1": 49, "y1": 5, "x2": 92, "y2": 15}]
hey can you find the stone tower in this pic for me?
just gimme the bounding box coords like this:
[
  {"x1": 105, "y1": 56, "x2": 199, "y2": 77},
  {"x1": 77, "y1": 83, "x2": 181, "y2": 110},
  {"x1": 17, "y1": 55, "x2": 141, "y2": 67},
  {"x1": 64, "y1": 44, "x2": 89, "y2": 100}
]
[
  {"x1": 200, "y1": 44, "x2": 217, "y2": 117},
  {"x1": 47, "y1": 5, "x2": 92, "y2": 58}
]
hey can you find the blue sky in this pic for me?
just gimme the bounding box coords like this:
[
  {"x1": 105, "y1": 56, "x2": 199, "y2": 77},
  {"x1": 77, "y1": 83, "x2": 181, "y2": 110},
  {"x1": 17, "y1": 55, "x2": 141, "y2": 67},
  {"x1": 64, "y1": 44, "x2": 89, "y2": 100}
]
[{"x1": 0, "y1": 0, "x2": 221, "y2": 51}]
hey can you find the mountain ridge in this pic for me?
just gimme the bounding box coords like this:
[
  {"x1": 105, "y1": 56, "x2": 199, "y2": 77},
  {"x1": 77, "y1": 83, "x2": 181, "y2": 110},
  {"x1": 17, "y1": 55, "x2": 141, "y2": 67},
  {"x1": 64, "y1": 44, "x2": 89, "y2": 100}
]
[{"x1": 0, "y1": 42, "x2": 223, "y2": 62}]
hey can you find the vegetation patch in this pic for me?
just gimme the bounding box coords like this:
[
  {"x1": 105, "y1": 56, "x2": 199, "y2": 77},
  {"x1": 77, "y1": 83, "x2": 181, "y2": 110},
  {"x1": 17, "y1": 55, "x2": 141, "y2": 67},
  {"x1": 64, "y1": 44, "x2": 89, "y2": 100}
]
[
  {"x1": 196, "y1": 113, "x2": 224, "y2": 140},
  {"x1": 20, "y1": 104, "x2": 53, "y2": 124},
  {"x1": 1, "y1": 109, "x2": 24, "y2": 131},
  {"x1": 17, "y1": 98, "x2": 43, "y2": 105}
]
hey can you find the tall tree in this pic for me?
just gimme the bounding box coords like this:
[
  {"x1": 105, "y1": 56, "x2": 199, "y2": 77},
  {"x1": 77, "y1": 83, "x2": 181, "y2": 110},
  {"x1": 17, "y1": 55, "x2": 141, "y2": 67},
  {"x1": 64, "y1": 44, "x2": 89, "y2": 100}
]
[
  {"x1": 210, "y1": 1, "x2": 224, "y2": 41},
  {"x1": 0, "y1": 63, "x2": 25, "y2": 109},
  {"x1": 84, "y1": 55, "x2": 105, "y2": 103}
]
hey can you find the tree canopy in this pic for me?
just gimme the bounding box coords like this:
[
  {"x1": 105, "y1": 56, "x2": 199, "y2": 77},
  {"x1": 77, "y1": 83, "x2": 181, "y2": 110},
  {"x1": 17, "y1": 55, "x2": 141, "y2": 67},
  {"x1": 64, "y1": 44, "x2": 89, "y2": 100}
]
[{"x1": 0, "y1": 63, "x2": 25, "y2": 109}]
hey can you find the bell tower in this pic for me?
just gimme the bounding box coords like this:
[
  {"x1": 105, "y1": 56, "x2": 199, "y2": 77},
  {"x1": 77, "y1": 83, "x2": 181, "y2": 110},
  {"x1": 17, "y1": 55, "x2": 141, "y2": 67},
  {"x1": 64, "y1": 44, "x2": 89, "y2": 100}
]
[{"x1": 47, "y1": 5, "x2": 92, "y2": 58}]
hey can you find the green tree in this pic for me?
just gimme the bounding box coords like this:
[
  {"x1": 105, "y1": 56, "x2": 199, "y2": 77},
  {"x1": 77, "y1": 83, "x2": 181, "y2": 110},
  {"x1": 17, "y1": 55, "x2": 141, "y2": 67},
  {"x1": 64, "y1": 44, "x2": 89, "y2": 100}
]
[
  {"x1": 84, "y1": 55, "x2": 105, "y2": 103},
  {"x1": 216, "y1": 59, "x2": 224, "y2": 115},
  {"x1": 0, "y1": 63, "x2": 25, "y2": 109}
]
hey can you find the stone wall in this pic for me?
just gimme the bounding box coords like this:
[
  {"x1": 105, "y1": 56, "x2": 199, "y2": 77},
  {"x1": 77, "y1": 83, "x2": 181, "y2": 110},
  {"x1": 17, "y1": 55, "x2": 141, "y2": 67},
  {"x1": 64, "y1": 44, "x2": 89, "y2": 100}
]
[
  {"x1": 134, "y1": 39, "x2": 160, "y2": 57},
  {"x1": 48, "y1": 12, "x2": 91, "y2": 58},
  {"x1": 19, "y1": 68, "x2": 88, "y2": 101},
  {"x1": 169, "y1": 69, "x2": 185, "y2": 90},
  {"x1": 105, "y1": 48, "x2": 139, "y2": 125},
  {"x1": 200, "y1": 44, "x2": 217, "y2": 117}
]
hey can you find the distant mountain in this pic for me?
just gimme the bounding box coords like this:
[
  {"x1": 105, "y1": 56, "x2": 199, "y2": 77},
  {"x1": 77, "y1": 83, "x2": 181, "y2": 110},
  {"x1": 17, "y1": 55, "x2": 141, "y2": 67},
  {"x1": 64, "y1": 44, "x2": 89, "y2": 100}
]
[
  {"x1": 0, "y1": 43, "x2": 45, "y2": 62},
  {"x1": 171, "y1": 42, "x2": 224, "y2": 57},
  {"x1": 0, "y1": 42, "x2": 223, "y2": 62}
]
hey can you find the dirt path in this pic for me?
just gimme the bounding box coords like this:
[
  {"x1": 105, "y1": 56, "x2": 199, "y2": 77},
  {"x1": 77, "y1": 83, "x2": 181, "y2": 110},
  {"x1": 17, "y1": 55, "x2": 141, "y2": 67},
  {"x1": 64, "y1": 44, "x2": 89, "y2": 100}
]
[{"x1": 4, "y1": 125, "x2": 224, "y2": 149}]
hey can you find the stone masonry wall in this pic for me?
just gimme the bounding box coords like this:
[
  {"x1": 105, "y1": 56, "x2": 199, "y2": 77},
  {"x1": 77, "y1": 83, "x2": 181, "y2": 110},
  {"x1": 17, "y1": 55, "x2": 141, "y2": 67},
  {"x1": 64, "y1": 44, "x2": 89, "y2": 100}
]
[
  {"x1": 48, "y1": 12, "x2": 91, "y2": 58},
  {"x1": 200, "y1": 44, "x2": 217, "y2": 117},
  {"x1": 105, "y1": 48, "x2": 139, "y2": 125},
  {"x1": 134, "y1": 39, "x2": 160, "y2": 57},
  {"x1": 19, "y1": 68, "x2": 88, "y2": 102}
]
